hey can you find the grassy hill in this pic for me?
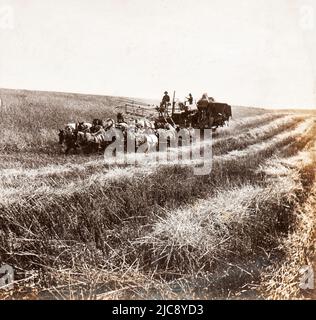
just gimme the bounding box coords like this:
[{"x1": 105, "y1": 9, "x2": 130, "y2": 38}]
[
  {"x1": 0, "y1": 88, "x2": 269, "y2": 153},
  {"x1": 0, "y1": 87, "x2": 157, "y2": 125},
  {"x1": 0, "y1": 88, "x2": 158, "y2": 152}
]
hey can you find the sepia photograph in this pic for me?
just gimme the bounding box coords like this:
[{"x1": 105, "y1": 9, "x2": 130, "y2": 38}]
[{"x1": 0, "y1": 0, "x2": 316, "y2": 305}]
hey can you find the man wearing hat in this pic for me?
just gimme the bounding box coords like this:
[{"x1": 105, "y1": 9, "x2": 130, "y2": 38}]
[
  {"x1": 160, "y1": 91, "x2": 170, "y2": 116},
  {"x1": 186, "y1": 93, "x2": 193, "y2": 105}
]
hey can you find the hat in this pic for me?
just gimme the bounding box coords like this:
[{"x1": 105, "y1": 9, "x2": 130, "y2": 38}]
[{"x1": 164, "y1": 91, "x2": 168, "y2": 94}]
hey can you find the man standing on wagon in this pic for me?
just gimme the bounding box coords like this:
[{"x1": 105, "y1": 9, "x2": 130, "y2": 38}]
[
  {"x1": 160, "y1": 91, "x2": 170, "y2": 116},
  {"x1": 186, "y1": 93, "x2": 193, "y2": 105}
]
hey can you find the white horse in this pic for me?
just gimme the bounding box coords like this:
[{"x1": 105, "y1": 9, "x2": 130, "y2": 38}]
[
  {"x1": 136, "y1": 133, "x2": 158, "y2": 153},
  {"x1": 77, "y1": 122, "x2": 92, "y2": 132},
  {"x1": 65, "y1": 123, "x2": 77, "y2": 131},
  {"x1": 104, "y1": 118, "x2": 115, "y2": 130}
]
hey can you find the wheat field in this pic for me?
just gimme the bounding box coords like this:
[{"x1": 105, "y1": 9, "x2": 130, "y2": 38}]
[{"x1": 0, "y1": 88, "x2": 316, "y2": 300}]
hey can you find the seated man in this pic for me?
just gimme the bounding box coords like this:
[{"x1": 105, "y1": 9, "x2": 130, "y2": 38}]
[{"x1": 197, "y1": 93, "x2": 209, "y2": 126}]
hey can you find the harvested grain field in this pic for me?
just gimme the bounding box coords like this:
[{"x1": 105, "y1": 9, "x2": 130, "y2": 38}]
[{"x1": 0, "y1": 88, "x2": 315, "y2": 300}]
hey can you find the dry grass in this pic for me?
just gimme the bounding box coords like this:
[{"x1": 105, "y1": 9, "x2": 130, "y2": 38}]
[
  {"x1": 0, "y1": 88, "x2": 153, "y2": 152},
  {"x1": 0, "y1": 89, "x2": 316, "y2": 299},
  {"x1": 258, "y1": 145, "x2": 316, "y2": 300},
  {"x1": 134, "y1": 148, "x2": 313, "y2": 276}
]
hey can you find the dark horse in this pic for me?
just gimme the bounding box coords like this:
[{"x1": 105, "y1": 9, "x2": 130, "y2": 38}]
[{"x1": 58, "y1": 129, "x2": 79, "y2": 154}]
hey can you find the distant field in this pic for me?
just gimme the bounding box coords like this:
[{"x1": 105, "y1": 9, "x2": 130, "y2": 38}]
[
  {"x1": 0, "y1": 88, "x2": 158, "y2": 153},
  {"x1": 0, "y1": 88, "x2": 315, "y2": 300},
  {"x1": 0, "y1": 88, "x2": 272, "y2": 154}
]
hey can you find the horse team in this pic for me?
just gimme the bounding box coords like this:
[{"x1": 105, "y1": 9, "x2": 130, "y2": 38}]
[{"x1": 58, "y1": 117, "x2": 195, "y2": 155}]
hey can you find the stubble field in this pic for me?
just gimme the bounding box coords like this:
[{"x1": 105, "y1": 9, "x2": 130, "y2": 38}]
[{"x1": 0, "y1": 88, "x2": 315, "y2": 300}]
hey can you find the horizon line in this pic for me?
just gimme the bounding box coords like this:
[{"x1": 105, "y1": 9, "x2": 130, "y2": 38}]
[{"x1": 0, "y1": 86, "x2": 315, "y2": 111}]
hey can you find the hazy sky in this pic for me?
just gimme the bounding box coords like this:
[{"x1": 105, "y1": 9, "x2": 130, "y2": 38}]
[{"x1": 0, "y1": 0, "x2": 316, "y2": 108}]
